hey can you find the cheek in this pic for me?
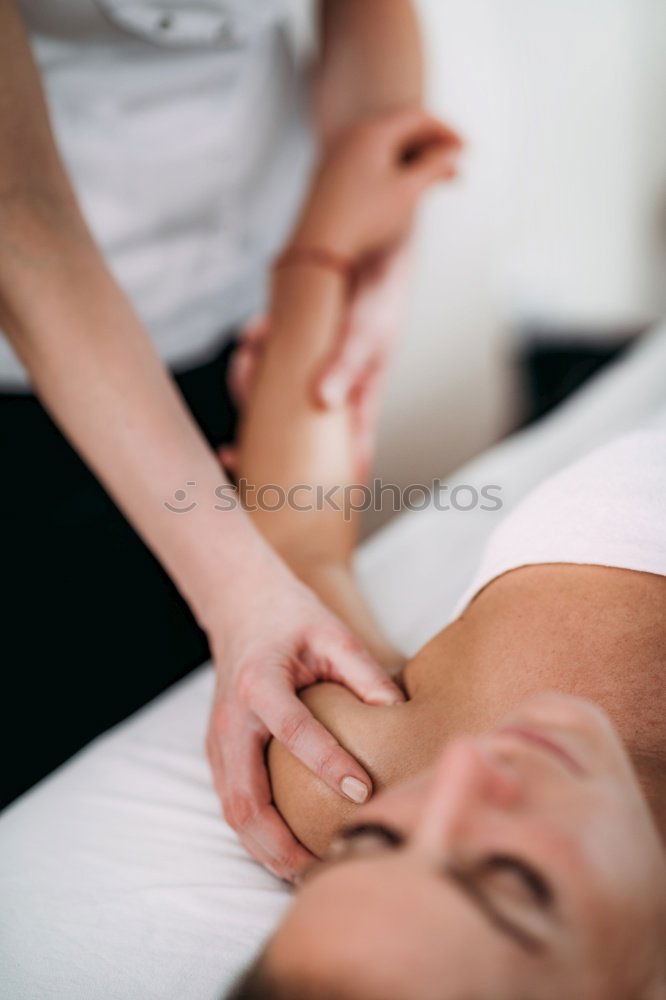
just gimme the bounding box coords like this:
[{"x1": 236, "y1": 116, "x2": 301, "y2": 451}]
[
  {"x1": 584, "y1": 831, "x2": 664, "y2": 912},
  {"x1": 559, "y1": 820, "x2": 665, "y2": 948},
  {"x1": 573, "y1": 791, "x2": 657, "y2": 880}
]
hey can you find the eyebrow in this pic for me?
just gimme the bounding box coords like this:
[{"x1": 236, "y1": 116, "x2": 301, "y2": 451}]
[{"x1": 308, "y1": 825, "x2": 545, "y2": 955}]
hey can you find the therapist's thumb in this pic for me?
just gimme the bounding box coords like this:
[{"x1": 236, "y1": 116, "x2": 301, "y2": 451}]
[
  {"x1": 316, "y1": 315, "x2": 371, "y2": 409},
  {"x1": 306, "y1": 629, "x2": 406, "y2": 707}
]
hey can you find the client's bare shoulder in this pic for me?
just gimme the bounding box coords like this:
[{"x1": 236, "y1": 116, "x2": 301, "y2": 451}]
[
  {"x1": 268, "y1": 680, "x2": 433, "y2": 856},
  {"x1": 268, "y1": 563, "x2": 666, "y2": 857},
  {"x1": 267, "y1": 614, "x2": 484, "y2": 857}
]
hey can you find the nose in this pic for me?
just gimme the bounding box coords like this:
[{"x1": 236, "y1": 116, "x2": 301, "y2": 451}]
[{"x1": 414, "y1": 737, "x2": 523, "y2": 856}]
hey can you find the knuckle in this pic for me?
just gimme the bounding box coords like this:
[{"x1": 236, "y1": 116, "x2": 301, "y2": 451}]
[
  {"x1": 309, "y1": 621, "x2": 345, "y2": 648},
  {"x1": 223, "y1": 793, "x2": 258, "y2": 832},
  {"x1": 210, "y1": 700, "x2": 233, "y2": 736},
  {"x1": 270, "y1": 844, "x2": 302, "y2": 878},
  {"x1": 235, "y1": 662, "x2": 263, "y2": 708},
  {"x1": 240, "y1": 839, "x2": 265, "y2": 868},
  {"x1": 313, "y1": 742, "x2": 343, "y2": 780},
  {"x1": 336, "y1": 631, "x2": 366, "y2": 658},
  {"x1": 212, "y1": 774, "x2": 228, "y2": 805},
  {"x1": 277, "y1": 710, "x2": 309, "y2": 752}
]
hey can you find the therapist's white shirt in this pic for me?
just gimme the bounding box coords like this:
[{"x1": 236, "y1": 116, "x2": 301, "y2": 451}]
[{"x1": 1, "y1": 0, "x2": 315, "y2": 389}]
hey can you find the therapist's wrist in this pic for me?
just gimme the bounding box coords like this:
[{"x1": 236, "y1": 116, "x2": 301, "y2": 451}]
[
  {"x1": 190, "y1": 515, "x2": 293, "y2": 641},
  {"x1": 290, "y1": 212, "x2": 359, "y2": 262},
  {"x1": 154, "y1": 490, "x2": 268, "y2": 633},
  {"x1": 273, "y1": 244, "x2": 357, "y2": 287}
]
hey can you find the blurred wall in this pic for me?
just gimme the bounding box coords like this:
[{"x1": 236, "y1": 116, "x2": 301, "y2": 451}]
[{"x1": 368, "y1": 0, "x2": 666, "y2": 532}]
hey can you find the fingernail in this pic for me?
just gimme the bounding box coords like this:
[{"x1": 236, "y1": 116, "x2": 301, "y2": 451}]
[
  {"x1": 341, "y1": 776, "x2": 369, "y2": 804},
  {"x1": 370, "y1": 689, "x2": 405, "y2": 706},
  {"x1": 320, "y1": 375, "x2": 347, "y2": 408},
  {"x1": 268, "y1": 864, "x2": 295, "y2": 884}
]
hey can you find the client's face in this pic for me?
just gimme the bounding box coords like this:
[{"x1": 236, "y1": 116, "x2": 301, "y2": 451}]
[{"x1": 267, "y1": 693, "x2": 666, "y2": 999}]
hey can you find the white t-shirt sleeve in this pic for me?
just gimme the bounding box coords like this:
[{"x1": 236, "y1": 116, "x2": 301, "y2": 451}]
[{"x1": 452, "y1": 408, "x2": 666, "y2": 617}]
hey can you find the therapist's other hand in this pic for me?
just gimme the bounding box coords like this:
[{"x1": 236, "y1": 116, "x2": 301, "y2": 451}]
[
  {"x1": 293, "y1": 107, "x2": 462, "y2": 265},
  {"x1": 205, "y1": 551, "x2": 405, "y2": 881},
  {"x1": 315, "y1": 241, "x2": 411, "y2": 419},
  {"x1": 225, "y1": 246, "x2": 412, "y2": 479},
  {"x1": 224, "y1": 275, "x2": 395, "y2": 483},
  {"x1": 295, "y1": 108, "x2": 461, "y2": 409},
  {"x1": 226, "y1": 111, "x2": 462, "y2": 435}
]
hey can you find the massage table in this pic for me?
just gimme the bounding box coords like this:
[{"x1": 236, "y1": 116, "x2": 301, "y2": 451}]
[{"x1": 1, "y1": 324, "x2": 665, "y2": 999}]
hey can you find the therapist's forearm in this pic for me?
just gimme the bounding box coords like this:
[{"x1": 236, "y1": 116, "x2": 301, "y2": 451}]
[
  {"x1": 316, "y1": 0, "x2": 424, "y2": 146},
  {"x1": 0, "y1": 0, "x2": 261, "y2": 630},
  {"x1": 0, "y1": 205, "x2": 260, "y2": 629}
]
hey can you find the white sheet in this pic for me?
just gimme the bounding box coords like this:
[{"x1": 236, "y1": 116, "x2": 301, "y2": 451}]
[{"x1": 1, "y1": 325, "x2": 665, "y2": 1000}]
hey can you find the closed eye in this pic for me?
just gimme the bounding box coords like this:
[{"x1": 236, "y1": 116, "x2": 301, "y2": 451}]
[
  {"x1": 303, "y1": 823, "x2": 552, "y2": 953},
  {"x1": 336, "y1": 829, "x2": 553, "y2": 912},
  {"x1": 338, "y1": 821, "x2": 405, "y2": 848},
  {"x1": 336, "y1": 828, "x2": 553, "y2": 910},
  {"x1": 300, "y1": 822, "x2": 404, "y2": 881},
  {"x1": 478, "y1": 854, "x2": 553, "y2": 908}
]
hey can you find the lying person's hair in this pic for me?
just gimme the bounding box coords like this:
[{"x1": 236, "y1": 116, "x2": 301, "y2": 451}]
[
  {"x1": 227, "y1": 957, "x2": 367, "y2": 1000},
  {"x1": 227, "y1": 953, "x2": 666, "y2": 1000}
]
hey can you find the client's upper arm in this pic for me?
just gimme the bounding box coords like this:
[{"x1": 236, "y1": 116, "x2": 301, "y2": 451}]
[{"x1": 267, "y1": 682, "x2": 414, "y2": 857}]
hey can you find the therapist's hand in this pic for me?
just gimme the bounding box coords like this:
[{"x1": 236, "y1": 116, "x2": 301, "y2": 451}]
[
  {"x1": 316, "y1": 240, "x2": 412, "y2": 425},
  {"x1": 300, "y1": 108, "x2": 462, "y2": 409},
  {"x1": 205, "y1": 547, "x2": 404, "y2": 881},
  {"x1": 227, "y1": 110, "x2": 462, "y2": 440},
  {"x1": 226, "y1": 245, "x2": 412, "y2": 480},
  {"x1": 224, "y1": 252, "x2": 400, "y2": 482}
]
